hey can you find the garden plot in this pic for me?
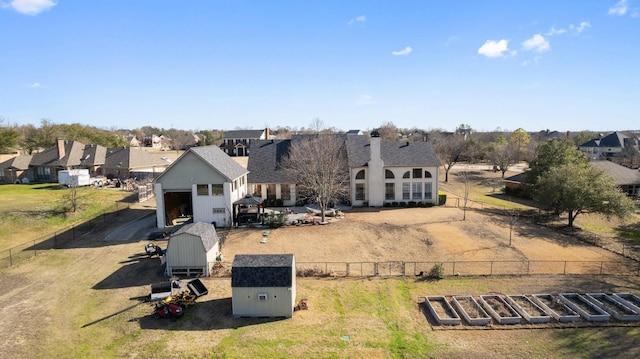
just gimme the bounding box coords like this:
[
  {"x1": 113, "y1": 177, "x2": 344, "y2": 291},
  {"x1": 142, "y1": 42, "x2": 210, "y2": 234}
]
[
  {"x1": 560, "y1": 293, "x2": 610, "y2": 322},
  {"x1": 451, "y1": 296, "x2": 491, "y2": 326},
  {"x1": 505, "y1": 295, "x2": 551, "y2": 324},
  {"x1": 585, "y1": 293, "x2": 640, "y2": 321},
  {"x1": 424, "y1": 296, "x2": 461, "y2": 325},
  {"x1": 612, "y1": 293, "x2": 640, "y2": 312},
  {"x1": 479, "y1": 295, "x2": 522, "y2": 324},
  {"x1": 531, "y1": 294, "x2": 581, "y2": 322}
]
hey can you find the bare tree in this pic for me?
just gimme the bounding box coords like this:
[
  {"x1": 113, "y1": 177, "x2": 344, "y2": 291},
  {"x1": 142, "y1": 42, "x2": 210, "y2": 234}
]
[
  {"x1": 433, "y1": 134, "x2": 468, "y2": 182},
  {"x1": 488, "y1": 140, "x2": 517, "y2": 178},
  {"x1": 505, "y1": 208, "x2": 519, "y2": 246},
  {"x1": 281, "y1": 135, "x2": 350, "y2": 223},
  {"x1": 457, "y1": 170, "x2": 471, "y2": 221}
]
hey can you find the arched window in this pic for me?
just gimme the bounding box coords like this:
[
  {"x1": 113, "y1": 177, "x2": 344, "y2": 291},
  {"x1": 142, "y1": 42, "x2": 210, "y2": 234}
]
[
  {"x1": 356, "y1": 170, "x2": 365, "y2": 179},
  {"x1": 385, "y1": 170, "x2": 395, "y2": 179},
  {"x1": 424, "y1": 171, "x2": 432, "y2": 178},
  {"x1": 402, "y1": 171, "x2": 410, "y2": 179}
]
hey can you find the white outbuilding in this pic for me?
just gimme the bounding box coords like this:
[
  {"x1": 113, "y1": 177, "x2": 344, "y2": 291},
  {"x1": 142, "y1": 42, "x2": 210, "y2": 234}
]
[
  {"x1": 165, "y1": 222, "x2": 220, "y2": 277},
  {"x1": 231, "y1": 254, "x2": 296, "y2": 318}
]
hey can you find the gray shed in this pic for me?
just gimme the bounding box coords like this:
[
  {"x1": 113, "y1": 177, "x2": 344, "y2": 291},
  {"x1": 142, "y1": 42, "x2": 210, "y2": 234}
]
[
  {"x1": 231, "y1": 254, "x2": 296, "y2": 318},
  {"x1": 166, "y1": 222, "x2": 220, "y2": 277}
]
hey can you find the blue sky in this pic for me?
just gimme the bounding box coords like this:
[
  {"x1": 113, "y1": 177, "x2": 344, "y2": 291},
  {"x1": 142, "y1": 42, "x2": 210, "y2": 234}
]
[{"x1": 1, "y1": 0, "x2": 639, "y2": 133}]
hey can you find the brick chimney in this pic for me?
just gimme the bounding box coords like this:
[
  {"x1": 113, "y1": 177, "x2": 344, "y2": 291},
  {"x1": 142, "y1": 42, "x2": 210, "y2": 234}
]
[
  {"x1": 265, "y1": 128, "x2": 270, "y2": 140},
  {"x1": 56, "y1": 138, "x2": 65, "y2": 160}
]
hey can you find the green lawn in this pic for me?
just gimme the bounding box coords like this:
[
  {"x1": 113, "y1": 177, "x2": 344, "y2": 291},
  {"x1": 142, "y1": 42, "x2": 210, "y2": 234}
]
[{"x1": 0, "y1": 184, "x2": 134, "y2": 251}]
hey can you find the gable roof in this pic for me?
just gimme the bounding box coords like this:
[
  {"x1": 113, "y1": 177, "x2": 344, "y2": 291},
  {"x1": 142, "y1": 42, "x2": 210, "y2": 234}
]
[
  {"x1": 103, "y1": 147, "x2": 168, "y2": 169},
  {"x1": 0, "y1": 155, "x2": 33, "y2": 171},
  {"x1": 598, "y1": 132, "x2": 627, "y2": 148},
  {"x1": 157, "y1": 145, "x2": 247, "y2": 182},
  {"x1": 171, "y1": 221, "x2": 219, "y2": 252},
  {"x1": 223, "y1": 130, "x2": 265, "y2": 139},
  {"x1": 346, "y1": 136, "x2": 441, "y2": 168},
  {"x1": 231, "y1": 254, "x2": 294, "y2": 287},
  {"x1": 30, "y1": 140, "x2": 94, "y2": 168},
  {"x1": 246, "y1": 139, "x2": 294, "y2": 183},
  {"x1": 590, "y1": 161, "x2": 640, "y2": 186}
]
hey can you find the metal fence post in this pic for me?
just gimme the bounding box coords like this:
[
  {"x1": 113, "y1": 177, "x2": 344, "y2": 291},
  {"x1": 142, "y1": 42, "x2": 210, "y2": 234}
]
[
  {"x1": 9, "y1": 248, "x2": 12, "y2": 267},
  {"x1": 34, "y1": 240, "x2": 37, "y2": 257},
  {"x1": 563, "y1": 261, "x2": 567, "y2": 275},
  {"x1": 452, "y1": 261, "x2": 456, "y2": 275},
  {"x1": 490, "y1": 261, "x2": 493, "y2": 275},
  {"x1": 600, "y1": 261, "x2": 604, "y2": 275},
  {"x1": 527, "y1": 261, "x2": 530, "y2": 275}
]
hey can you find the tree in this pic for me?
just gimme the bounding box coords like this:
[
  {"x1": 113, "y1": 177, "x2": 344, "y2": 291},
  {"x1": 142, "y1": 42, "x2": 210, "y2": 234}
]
[
  {"x1": 508, "y1": 128, "x2": 530, "y2": 163},
  {"x1": 534, "y1": 163, "x2": 636, "y2": 227},
  {"x1": 0, "y1": 119, "x2": 19, "y2": 153},
  {"x1": 457, "y1": 170, "x2": 471, "y2": 221},
  {"x1": 377, "y1": 121, "x2": 399, "y2": 141},
  {"x1": 488, "y1": 137, "x2": 517, "y2": 178},
  {"x1": 526, "y1": 138, "x2": 586, "y2": 185},
  {"x1": 282, "y1": 134, "x2": 350, "y2": 223},
  {"x1": 433, "y1": 133, "x2": 468, "y2": 182}
]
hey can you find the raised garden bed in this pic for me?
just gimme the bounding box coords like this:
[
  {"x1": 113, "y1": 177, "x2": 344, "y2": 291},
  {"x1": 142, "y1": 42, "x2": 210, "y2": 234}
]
[
  {"x1": 612, "y1": 293, "x2": 640, "y2": 313},
  {"x1": 424, "y1": 296, "x2": 461, "y2": 325},
  {"x1": 559, "y1": 293, "x2": 610, "y2": 322},
  {"x1": 505, "y1": 295, "x2": 551, "y2": 324},
  {"x1": 585, "y1": 293, "x2": 640, "y2": 321},
  {"x1": 531, "y1": 294, "x2": 581, "y2": 322},
  {"x1": 451, "y1": 295, "x2": 491, "y2": 326},
  {"x1": 479, "y1": 295, "x2": 522, "y2": 324}
]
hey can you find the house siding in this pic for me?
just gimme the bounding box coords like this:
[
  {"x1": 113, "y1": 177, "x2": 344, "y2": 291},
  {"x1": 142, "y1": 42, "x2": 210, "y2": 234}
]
[{"x1": 231, "y1": 287, "x2": 295, "y2": 318}]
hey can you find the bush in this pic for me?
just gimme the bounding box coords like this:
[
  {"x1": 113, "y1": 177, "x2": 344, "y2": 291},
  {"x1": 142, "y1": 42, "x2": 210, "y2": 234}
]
[
  {"x1": 438, "y1": 193, "x2": 447, "y2": 205},
  {"x1": 408, "y1": 201, "x2": 417, "y2": 207},
  {"x1": 391, "y1": 202, "x2": 398, "y2": 207},
  {"x1": 274, "y1": 198, "x2": 283, "y2": 207},
  {"x1": 428, "y1": 263, "x2": 444, "y2": 280},
  {"x1": 264, "y1": 212, "x2": 287, "y2": 228},
  {"x1": 383, "y1": 202, "x2": 391, "y2": 207}
]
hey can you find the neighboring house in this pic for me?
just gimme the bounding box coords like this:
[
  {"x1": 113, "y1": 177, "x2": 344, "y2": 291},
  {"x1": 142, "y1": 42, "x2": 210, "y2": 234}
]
[
  {"x1": 220, "y1": 128, "x2": 269, "y2": 157},
  {"x1": 0, "y1": 154, "x2": 32, "y2": 184},
  {"x1": 578, "y1": 131, "x2": 639, "y2": 161},
  {"x1": 153, "y1": 145, "x2": 248, "y2": 228},
  {"x1": 246, "y1": 133, "x2": 442, "y2": 207},
  {"x1": 346, "y1": 129, "x2": 363, "y2": 136},
  {"x1": 128, "y1": 135, "x2": 142, "y2": 147},
  {"x1": 165, "y1": 222, "x2": 220, "y2": 277},
  {"x1": 101, "y1": 147, "x2": 169, "y2": 180},
  {"x1": 503, "y1": 161, "x2": 640, "y2": 197},
  {"x1": 346, "y1": 133, "x2": 441, "y2": 207},
  {"x1": 0, "y1": 139, "x2": 171, "y2": 184},
  {"x1": 231, "y1": 254, "x2": 296, "y2": 318},
  {"x1": 590, "y1": 161, "x2": 640, "y2": 197}
]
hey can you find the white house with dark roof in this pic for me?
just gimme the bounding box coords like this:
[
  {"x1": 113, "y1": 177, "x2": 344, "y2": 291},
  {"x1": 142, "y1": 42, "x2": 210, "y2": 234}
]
[
  {"x1": 346, "y1": 133, "x2": 441, "y2": 207},
  {"x1": 220, "y1": 128, "x2": 270, "y2": 157},
  {"x1": 246, "y1": 133, "x2": 441, "y2": 207},
  {"x1": 578, "y1": 131, "x2": 639, "y2": 160},
  {"x1": 153, "y1": 145, "x2": 248, "y2": 228},
  {"x1": 231, "y1": 254, "x2": 296, "y2": 318}
]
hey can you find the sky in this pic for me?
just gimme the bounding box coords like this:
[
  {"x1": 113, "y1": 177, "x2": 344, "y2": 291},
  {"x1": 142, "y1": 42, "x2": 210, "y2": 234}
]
[{"x1": 1, "y1": 0, "x2": 639, "y2": 133}]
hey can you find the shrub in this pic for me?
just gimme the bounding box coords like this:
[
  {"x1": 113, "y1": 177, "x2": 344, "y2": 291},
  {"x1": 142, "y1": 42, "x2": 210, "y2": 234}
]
[
  {"x1": 274, "y1": 198, "x2": 283, "y2": 207},
  {"x1": 391, "y1": 202, "x2": 398, "y2": 207},
  {"x1": 408, "y1": 201, "x2": 417, "y2": 207},
  {"x1": 383, "y1": 202, "x2": 391, "y2": 207},
  {"x1": 264, "y1": 212, "x2": 287, "y2": 228},
  {"x1": 428, "y1": 263, "x2": 444, "y2": 280},
  {"x1": 438, "y1": 192, "x2": 447, "y2": 205}
]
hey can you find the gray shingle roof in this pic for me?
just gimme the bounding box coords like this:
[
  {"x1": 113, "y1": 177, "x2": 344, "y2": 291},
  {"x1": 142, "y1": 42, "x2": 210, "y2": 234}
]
[
  {"x1": 231, "y1": 254, "x2": 294, "y2": 287},
  {"x1": 0, "y1": 155, "x2": 33, "y2": 170},
  {"x1": 103, "y1": 147, "x2": 168, "y2": 169},
  {"x1": 30, "y1": 140, "x2": 89, "y2": 167},
  {"x1": 590, "y1": 161, "x2": 640, "y2": 186},
  {"x1": 346, "y1": 136, "x2": 441, "y2": 168},
  {"x1": 599, "y1": 132, "x2": 627, "y2": 148},
  {"x1": 171, "y1": 221, "x2": 219, "y2": 252},
  {"x1": 247, "y1": 139, "x2": 294, "y2": 183},
  {"x1": 189, "y1": 145, "x2": 248, "y2": 180},
  {"x1": 223, "y1": 130, "x2": 265, "y2": 139}
]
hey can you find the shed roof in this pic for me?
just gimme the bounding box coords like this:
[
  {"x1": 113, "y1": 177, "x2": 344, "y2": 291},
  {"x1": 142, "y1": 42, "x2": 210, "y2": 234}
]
[
  {"x1": 232, "y1": 254, "x2": 294, "y2": 287},
  {"x1": 171, "y1": 221, "x2": 219, "y2": 252}
]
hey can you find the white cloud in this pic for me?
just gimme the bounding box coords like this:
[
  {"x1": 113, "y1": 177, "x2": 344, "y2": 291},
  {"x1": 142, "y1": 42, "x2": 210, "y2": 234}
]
[
  {"x1": 3, "y1": 0, "x2": 56, "y2": 15},
  {"x1": 609, "y1": 0, "x2": 628, "y2": 15},
  {"x1": 477, "y1": 39, "x2": 511, "y2": 58},
  {"x1": 522, "y1": 34, "x2": 550, "y2": 52},
  {"x1": 546, "y1": 26, "x2": 566, "y2": 36},
  {"x1": 521, "y1": 56, "x2": 543, "y2": 67},
  {"x1": 391, "y1": 46, "x2": 412, "y2": 56},
  {"x1": 570, "y1": 21, "x2": 591, "y2": 33},
  {"x1": 355, "y1": 95, "x2": 375, "y2": 106},
  {"x1": 348, "y1": 15, "x2": 366, "y2": 25},
  {"x1": 444, "y1": 35, "x2": 460, "y2": 47},
  {"x1": 28, "y1": 82, "x2": 41, "y2": 88}
]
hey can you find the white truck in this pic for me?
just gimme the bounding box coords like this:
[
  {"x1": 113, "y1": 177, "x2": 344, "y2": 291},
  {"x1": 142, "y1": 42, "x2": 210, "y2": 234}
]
[{"x1": 58, "y1": 169, "x2": 104, "y2": 187}]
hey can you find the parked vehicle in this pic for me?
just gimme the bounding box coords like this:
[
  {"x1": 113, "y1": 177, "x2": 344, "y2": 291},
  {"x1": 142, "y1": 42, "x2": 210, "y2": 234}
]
[{"x1": 58, "y1": 169, "x2": 105, "y2": 187}]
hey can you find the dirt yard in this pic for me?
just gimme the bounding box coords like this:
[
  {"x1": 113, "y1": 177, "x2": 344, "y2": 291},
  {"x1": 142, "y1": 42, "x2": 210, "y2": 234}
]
[{"x1": 1, "y1": 166, "x2": 639, "y2": 358}]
